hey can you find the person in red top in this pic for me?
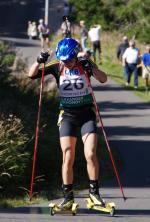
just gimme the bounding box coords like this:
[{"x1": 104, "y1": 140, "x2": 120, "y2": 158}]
[{"x1": 28, "y1": 38, "x2": 107, "y2": 209}]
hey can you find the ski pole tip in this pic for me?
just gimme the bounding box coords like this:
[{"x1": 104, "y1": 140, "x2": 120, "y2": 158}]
[{"x1": 123, "y1": 196, "x2": 127, "y2": 202}]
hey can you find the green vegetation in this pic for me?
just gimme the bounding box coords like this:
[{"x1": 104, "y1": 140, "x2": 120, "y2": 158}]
[
  {"x1": 0, "y1": 197, "x2": 45, "y2": 208},
  {"x1": 69, "y1": 0, "x2": 150, "y2": 43}
]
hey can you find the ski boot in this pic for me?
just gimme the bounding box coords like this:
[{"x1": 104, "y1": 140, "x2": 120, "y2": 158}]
[
  {"x1": 49, "y1": 186, "x2": 78, "y2": 216},
  {"x1": 58, "y1": 190, "x2": 75, "y2": 210},
  {"x1": 89, "y1": 192, "x2": 106, "y2": 207},
  {"x1": 85, "y1": 181, "x2": 116, "y2": 216}
]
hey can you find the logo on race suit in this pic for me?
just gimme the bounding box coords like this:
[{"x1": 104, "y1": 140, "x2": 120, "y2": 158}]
[{"x1": 64, "y1": 68, "x2": 80, "y2": 76}]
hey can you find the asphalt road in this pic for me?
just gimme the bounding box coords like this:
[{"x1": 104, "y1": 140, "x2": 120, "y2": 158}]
[
  {"x1": 0, "y1": 0, "x2": 150, "y2": 221},
  {"x1": 0, "y1": 188, "x2": 150, "y2": 222}
]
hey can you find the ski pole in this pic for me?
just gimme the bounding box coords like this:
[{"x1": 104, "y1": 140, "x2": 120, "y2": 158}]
[
  {"x1": 84, "y1": 70, "x2": 126, "y2": 201},
  {"x1": 29, "y1": 63, "x2": 45, "y2": 201}
]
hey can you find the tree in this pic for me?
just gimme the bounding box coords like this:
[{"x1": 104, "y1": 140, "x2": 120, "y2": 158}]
[{"x1": 69, "y1": 0, "x2": 150, "y2": 42}]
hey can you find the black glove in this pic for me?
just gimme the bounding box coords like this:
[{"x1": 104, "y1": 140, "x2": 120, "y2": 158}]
[{"x1": 37, "y1": 51, "x2": 50, "y2": 64}]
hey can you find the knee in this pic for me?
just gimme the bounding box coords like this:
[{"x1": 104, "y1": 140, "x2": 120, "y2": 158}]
[
  {"x1": 85, "y1": 151, "x2": 96, "y2": 164},
  {"x1": 63, "y1": 147, "x2": 74, "y2": 166}
]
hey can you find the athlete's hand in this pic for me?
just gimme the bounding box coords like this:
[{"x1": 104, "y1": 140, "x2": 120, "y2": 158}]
[{"x1": 37, "y1": 51, "x2": 50, "y2": 64}]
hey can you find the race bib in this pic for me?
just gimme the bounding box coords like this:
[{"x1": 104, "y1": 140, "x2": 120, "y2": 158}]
[{"x1": 59, "y1": 66, "x2": 93, "y2": 107}]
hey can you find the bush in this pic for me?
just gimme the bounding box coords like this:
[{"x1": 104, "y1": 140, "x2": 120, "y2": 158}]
[
  {"x1": 0, "y1": 41, "x2": 15, "y2": 74},
  {"x1": 0, "y1": 114, "x2": 30, "y2": 197}
]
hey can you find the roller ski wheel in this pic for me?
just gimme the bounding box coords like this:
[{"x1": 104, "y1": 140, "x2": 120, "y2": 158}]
[
  {"x1": 85, "y1": 198, "x2": 116, "y2": 216},
  {"x1": 49, "y1": 205, "x2": 55, "y2": 216},
  {"x1": 49, "y1": 202, "x2": 78, "y2": 216},
  {"x1": 110, "y1": 206, "x2": 115, "y2": 217}
]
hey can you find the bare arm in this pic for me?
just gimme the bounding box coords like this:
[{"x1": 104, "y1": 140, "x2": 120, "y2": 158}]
[
  {"x1": 28, "y1": 62, "x2": 40, "y2": 78},
  {"x1": 92, "y1": 67, "x2": 107, "y2": 83}
]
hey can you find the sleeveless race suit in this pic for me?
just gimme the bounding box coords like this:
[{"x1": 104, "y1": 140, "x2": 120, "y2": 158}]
[{"x1": 31, "y1": 58, "x2": 97, "y2": 137}]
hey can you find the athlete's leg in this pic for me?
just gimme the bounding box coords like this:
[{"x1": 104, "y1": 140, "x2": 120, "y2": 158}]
[
  {"x1": 83, "y1": 133, "x2": 104, "y2": 205},
  {"x1": 58, "y1": 119, "x2": 77, "y2": 208},
  {"x1": 82, "y1": 120, "x2": 104, "y2": 206},
  {"x1": 58, "y1": 136, "x2": 76, "y2": 208},
  {"x1": 82, "y1": 133, "x2": 99, "y2": 180},
  {"x1": 60, "y1": 136, "x2": 77, "y2": 184}
]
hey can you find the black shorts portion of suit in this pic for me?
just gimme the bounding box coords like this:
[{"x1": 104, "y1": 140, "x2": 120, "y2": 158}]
[{"x1": 59, "y1": 106, "x2": 97, "y2": 137}]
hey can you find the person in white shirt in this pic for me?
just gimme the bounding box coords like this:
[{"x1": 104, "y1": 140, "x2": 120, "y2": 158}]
[
  {"x1": 88, "y1": 24, "x2": 101, "y2": 64},
  {"x1": 27, "y1": 21, "x2": 32, "y2": 39},
  {"x1": 30, "y1": 22, "x2": 38, "y2": 40},
  {"x1": 122, "y1": 40, "x2": 140, "y2": 89}
]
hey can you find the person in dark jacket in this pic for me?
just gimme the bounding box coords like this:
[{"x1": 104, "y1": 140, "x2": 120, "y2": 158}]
[{"x1": 117, "y1": 36, "x2": 129, "y2": 61}]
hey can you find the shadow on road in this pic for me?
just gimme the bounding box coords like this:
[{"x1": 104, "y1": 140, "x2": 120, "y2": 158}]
[{"x1": 1, "y1": 206, "x2": 150, "y2": 217}]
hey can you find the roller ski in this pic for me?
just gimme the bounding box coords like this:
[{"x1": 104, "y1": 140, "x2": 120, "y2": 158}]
[
  {"x1": 49, "y1": 200, "x2": 78, "y2": 216},
  {"x1": 85, "y1": 181, "x2": 116, "y2": 216},
  {"x1": 86, "y1": 193, "x2": 116, "y2": 216},
  {"x1": 49, "y1": 187, "x2": 78, "y2": 216}
]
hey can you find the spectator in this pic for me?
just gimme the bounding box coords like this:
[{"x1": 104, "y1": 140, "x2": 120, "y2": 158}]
[
  {"x1": 117, "y1": 36, "x2": 129, "y2": 80},
  {"x1": 117, "y1": 36, "x2": 129, "y2": 61},
  {"x1": 30, "y1": 21, "x2": 38, "y2": 40},
  {"x1": 60, "y1": 16, "x2": 72, "y2": 38},
  {"x1": 141, "y1": 45, "x2": 150, "y2": 92},
  {"x1": 38, "y1": 19, "x2": 50, "y2": 50},
  {"x1": 27, "y1": 21, "x2": 32, "y2": 40},
  {"x1": 63, "y1": 2, "x2": 70, "y2": 16},
  {"x1": 122, "y1": 40, "x2": 140, "y2": 89},
  {"x1": 79, "y1": 20, "x2": 88, "y2": 52},
  {"x1": 88, "y1": 24, "x2": 102, "y2": 64}
]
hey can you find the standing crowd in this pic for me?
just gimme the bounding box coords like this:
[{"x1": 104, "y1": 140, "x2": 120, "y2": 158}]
[
  {"x1": 117, "y1": 36, "x2": 150, "y2": 91},
  {"x1": 59, "y1": 16, "x2": 102, "y2": 65},
  {"x1": 79, "y1": 21, "x2": 102, "y2": 65},
  {"x1": 27, "y1": 15, "x2": 150, "y2": 91},
  {"x1": 27, "y1": 19, "x2": 50, "y2": 50}
]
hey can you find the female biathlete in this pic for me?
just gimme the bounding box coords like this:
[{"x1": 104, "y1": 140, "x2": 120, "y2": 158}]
[{"x1": 28, "y1": 38, "x2": 107, "y2": 209}]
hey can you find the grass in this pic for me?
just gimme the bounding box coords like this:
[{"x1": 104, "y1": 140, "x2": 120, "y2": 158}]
[{"x1": 0, "y1": 197, "x2": 46, "y2": 208}]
